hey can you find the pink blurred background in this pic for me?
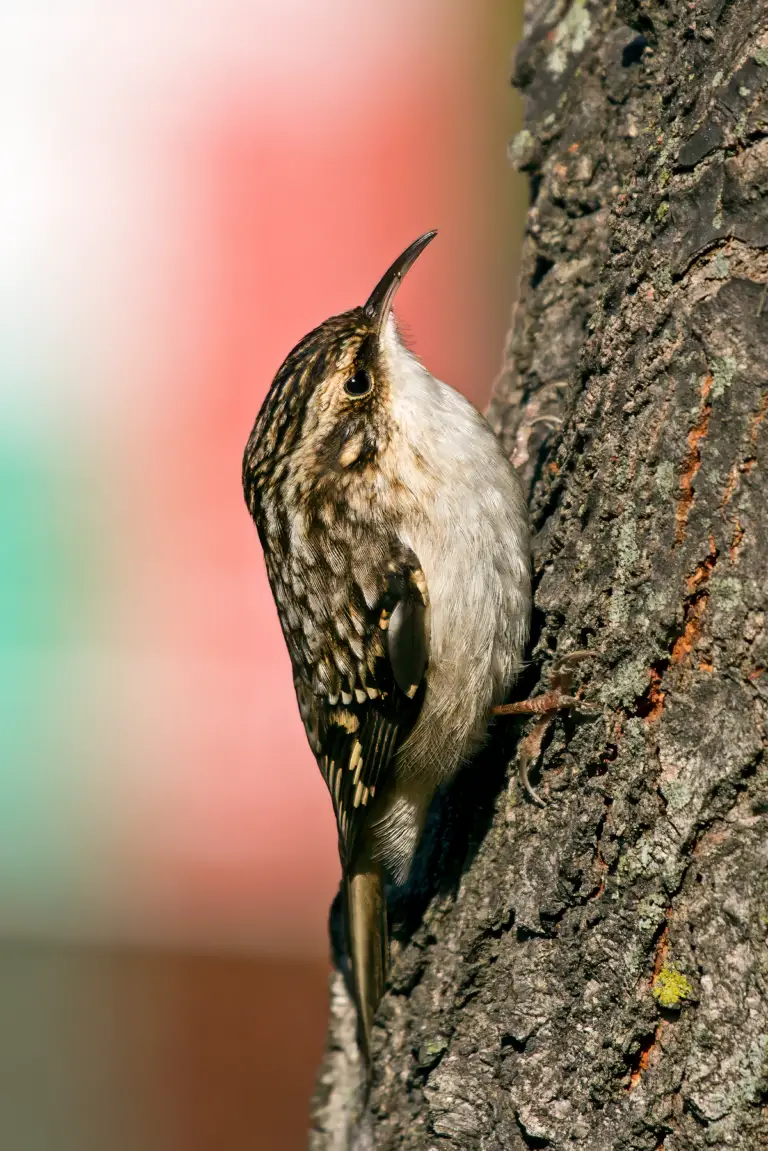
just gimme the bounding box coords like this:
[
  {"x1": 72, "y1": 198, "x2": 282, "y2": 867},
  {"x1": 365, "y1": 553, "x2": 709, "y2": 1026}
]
[{"x1": 1, "y1": 1, "x2": 524, "y2": 1146}]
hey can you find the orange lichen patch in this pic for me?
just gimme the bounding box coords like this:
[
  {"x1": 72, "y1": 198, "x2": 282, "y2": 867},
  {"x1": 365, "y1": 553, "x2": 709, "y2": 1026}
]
[
  {"x1": 644, "y1": 669, "x2": 666, "y2": 722},
  {"x1": 748, "y1": 390, "x2": 768, "y2": 445},
  {"x1": 548, "y1": 461, "x2": 560, "y2": 474},
  {"x1": 670, "y1": 593, "x2": 709, "y2": 666},
  {"x1": 628, "y1": 924, "x2": 673, "y2": 1090},
  {"x1": 698, "y1": 657, "x2": 714, "y2": 673},
  {"x1": 568, "y1": 141, "x2": 580, "y2": 153},
  {"x1": 629, "y1": 1024, "x2": 663, "y2": 1090},
  {"x1": 749, "y1": 667, "x2": 766, "y2": 682},
  {"x1": 628, "y1": 922, "x2": 669, "y2": 1091},
  {"x1": 730, "y1": 520, "x2": 745, "y2": 563},
  {"x1": 686, "y1": 534, "x2": 718, "y2": 592},
  {"x1": 722, "y1": 456, "x2": 757, "y2": 506},
  {"x1": 693, "y1": 825, "x2": 730, "y2": 857},
  {"x1": 675, "y1": 375, "x2": 713, "y2": 546},
  {"x1": 652, "y1": 925, "x2": 670, "y2": 981}
]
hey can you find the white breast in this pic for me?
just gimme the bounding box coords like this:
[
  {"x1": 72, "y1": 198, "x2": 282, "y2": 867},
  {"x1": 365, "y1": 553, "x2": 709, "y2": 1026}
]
[{"x1": 381, "y1": 322, "x2": 531, "y2": 785}]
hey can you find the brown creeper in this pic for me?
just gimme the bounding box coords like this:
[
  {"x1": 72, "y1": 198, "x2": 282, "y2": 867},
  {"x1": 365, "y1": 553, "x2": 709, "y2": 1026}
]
[{"x1": 242, "y1": 232, "x2": 531, "y2": 1063}]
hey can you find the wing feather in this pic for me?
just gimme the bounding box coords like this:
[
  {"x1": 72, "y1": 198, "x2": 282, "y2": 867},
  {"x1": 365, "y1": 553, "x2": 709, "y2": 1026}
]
[{"x1": 294, "y1": 552, "x2": 429, "y2": 865}]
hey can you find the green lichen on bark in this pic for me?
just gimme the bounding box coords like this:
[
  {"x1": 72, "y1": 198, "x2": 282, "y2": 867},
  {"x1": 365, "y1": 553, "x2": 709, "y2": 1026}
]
[{"x1": 653, "y1": 964, "x2": 693, "y2": 1008}]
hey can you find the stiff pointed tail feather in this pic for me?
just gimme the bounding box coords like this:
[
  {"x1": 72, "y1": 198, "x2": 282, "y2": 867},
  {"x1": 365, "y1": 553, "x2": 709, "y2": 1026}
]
[{"x1": 344, "y1": 847, "x2": 388, "y2": 1066}]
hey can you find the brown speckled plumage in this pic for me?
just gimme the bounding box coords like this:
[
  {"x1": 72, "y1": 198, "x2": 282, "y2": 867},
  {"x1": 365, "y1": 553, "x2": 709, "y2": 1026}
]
[{"x1": 242, "y1": 234, "x2": 531, "y2": 1063}]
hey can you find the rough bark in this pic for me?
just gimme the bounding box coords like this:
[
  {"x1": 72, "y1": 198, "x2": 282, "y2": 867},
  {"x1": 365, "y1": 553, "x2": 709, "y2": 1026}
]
[{"x1": 310, "y1": 2, "x2": 768, "y2": 1148}]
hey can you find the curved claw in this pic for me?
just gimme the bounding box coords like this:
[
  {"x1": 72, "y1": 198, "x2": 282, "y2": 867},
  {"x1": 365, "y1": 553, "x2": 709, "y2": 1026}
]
[
  {"x1": 515, "y1": 714, "x2": 551, "y2": 807},
  {"x1": 572, "y1": 700, "x2": 602, "y2": 714},
  {"x1": 499, "y1": 648, "x2": 602, "y2": 805},
  {"x1": 551, "y1": 648, "x2": 597, "y2": 669}
]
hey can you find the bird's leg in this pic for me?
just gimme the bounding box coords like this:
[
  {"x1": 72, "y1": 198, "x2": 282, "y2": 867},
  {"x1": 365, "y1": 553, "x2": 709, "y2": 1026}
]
[
  {"x1": 492, "y1": 651, "x2": 600, "y2": 805},
  {"x1": 492, "y1": 650, "x2": 596, "y2": 718},
  {"x1": 513, "y1": 713, "x2": 553, "y2": 807}
]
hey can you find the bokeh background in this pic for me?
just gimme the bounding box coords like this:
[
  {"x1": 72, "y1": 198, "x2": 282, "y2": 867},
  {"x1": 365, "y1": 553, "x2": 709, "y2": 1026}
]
[{"x1": 0, "y1": 2, "x2": 525, "y2": 1147}]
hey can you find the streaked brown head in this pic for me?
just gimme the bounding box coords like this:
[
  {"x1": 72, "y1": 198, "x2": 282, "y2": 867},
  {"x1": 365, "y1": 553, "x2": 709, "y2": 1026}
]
[{"x1": 242, "y1": 231, "x2": 436, "y2": 517}]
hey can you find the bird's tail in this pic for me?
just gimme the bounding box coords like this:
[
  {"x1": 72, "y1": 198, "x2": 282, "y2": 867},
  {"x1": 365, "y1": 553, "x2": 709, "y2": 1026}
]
[{"x1": 344, "y1": 844, "x2": 388, "y2": 1066}]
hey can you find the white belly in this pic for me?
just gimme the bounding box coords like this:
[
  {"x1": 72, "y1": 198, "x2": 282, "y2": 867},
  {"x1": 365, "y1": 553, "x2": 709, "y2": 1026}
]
[{"x1": 373, "y1": 339, "x2": 531, "y2": 879}]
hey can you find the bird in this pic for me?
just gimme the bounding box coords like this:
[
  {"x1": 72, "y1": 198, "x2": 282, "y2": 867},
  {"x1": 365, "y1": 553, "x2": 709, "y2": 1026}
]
[{"x1": 242, "y1": 231, "x2": 532, "y2": 1065}]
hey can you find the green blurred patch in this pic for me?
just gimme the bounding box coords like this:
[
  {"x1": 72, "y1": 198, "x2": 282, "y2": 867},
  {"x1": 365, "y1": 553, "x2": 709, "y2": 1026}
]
[
  {"x1": 0, "y1": 441, "x2": 100, "y2": 882},
  {"x1": 0, "y1": 444, "x2": 85, "y2": 650}
]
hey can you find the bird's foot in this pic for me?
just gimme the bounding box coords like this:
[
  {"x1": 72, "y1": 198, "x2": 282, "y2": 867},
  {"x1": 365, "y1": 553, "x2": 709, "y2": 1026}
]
[
  {"x1": 491, "y1": 650, "x2": 598, "y2": 718},
  {"x1": 492, "y1": 650, "x2": 600, "y2": 806}
]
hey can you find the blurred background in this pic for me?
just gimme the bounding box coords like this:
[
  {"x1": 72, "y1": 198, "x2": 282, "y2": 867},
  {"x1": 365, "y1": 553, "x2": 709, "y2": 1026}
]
[{"x1": 0, "y1": 1, "x2": 525, "y2": 1147}]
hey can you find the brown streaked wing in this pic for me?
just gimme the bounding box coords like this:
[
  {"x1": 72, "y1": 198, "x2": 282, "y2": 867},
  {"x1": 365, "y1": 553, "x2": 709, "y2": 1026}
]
[
  {"x1": 293, "y1": 551, "x2": 430, "y2": 865},
  {"x1": 317, "y1": 698, "x2": 401, "y2": 864}
]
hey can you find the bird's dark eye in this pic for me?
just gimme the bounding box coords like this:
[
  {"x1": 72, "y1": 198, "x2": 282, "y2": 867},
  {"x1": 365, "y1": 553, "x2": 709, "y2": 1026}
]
[{"x1": 344, "y1": 370, "x2": 372, "y2": 397}]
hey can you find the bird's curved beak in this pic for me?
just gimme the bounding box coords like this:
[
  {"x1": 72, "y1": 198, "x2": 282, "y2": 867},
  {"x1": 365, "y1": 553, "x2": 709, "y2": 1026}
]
[{"x1": 363, "y1": 230, "x2": 437, "y2": 341}]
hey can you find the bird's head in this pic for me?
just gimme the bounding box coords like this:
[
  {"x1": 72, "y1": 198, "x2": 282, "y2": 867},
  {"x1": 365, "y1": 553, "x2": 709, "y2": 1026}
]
[{"x1": 242, "y1": 231, "x2": 437, "y2": 516}]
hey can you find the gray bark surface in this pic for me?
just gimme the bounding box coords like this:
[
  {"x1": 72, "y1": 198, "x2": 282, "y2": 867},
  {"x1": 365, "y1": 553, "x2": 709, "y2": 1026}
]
[{"x1": 310, "y1": 2, "x2": 768, "y2": 1148}]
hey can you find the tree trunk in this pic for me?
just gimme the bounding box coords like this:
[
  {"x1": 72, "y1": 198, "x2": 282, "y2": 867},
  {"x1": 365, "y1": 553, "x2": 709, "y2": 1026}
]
[{"x1": 310, "y1": 1, "x2": 768, "y2": 1147}]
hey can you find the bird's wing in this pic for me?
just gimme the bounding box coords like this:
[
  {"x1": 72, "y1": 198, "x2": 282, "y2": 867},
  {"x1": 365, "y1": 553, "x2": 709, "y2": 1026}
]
[{"x1": 294, "y1": 551, "x2": 429, "y2": 866}]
